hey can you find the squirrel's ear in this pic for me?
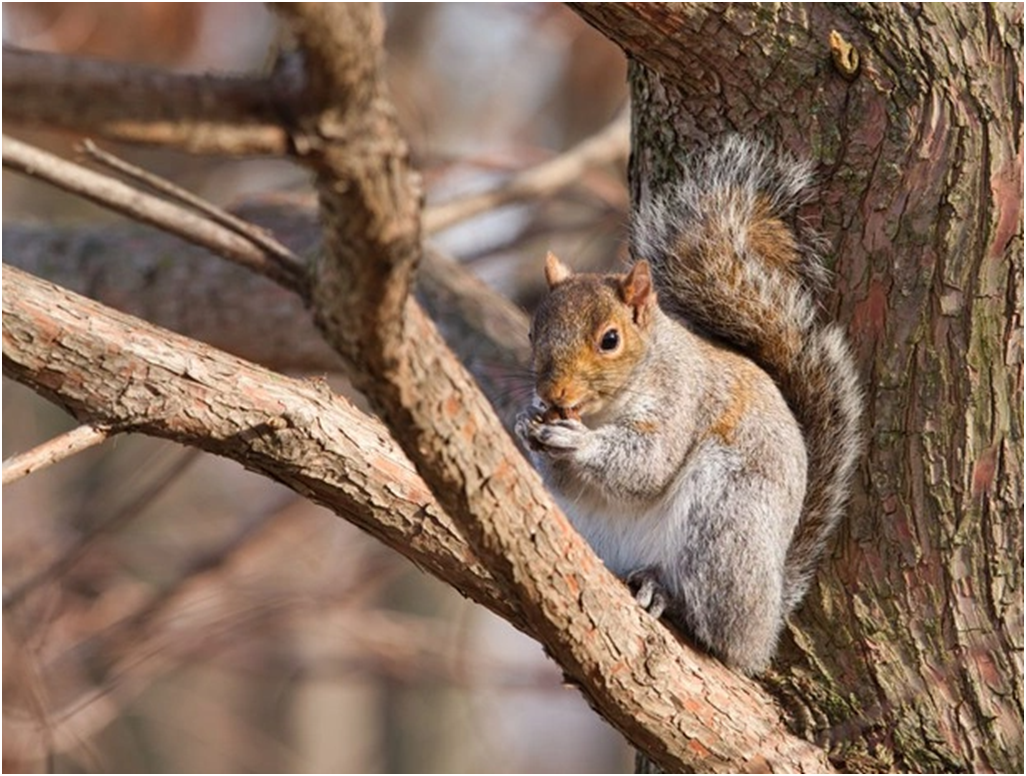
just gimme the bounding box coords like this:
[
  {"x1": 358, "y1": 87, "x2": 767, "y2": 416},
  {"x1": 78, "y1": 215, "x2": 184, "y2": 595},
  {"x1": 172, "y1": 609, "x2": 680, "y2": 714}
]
[
  {"x1": 621, "y1": 261, "x2": 655, "y2": 311},
  {"x1": 545, "y1": 252, "x2": 573, "y2": 288}
]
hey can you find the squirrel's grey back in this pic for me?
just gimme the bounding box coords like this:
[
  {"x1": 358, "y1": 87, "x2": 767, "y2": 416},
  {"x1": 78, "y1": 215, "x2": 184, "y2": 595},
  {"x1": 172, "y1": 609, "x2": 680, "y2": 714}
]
[{"x1": 631, "y1": 136, "x2": 863, "y2": 612}]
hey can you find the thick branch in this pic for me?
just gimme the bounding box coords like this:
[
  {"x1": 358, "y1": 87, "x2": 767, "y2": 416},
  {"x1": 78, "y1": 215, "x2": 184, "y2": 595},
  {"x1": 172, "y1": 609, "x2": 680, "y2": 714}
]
[
  {"x1": 2, "y1": 45, "x2": 298, "y2": 155},
  {"x1": 1, "y1": 263, "x2": 519, "y2": 630},
  {"x1": 570, "y1": 4, "x2": 833, "y2": 95},
  {"x1": 569, "y1": 3, "x2": 868, "y2": 162},
  {"x1": 272, "y1": 3, "x2": 423, "y2": 380}
]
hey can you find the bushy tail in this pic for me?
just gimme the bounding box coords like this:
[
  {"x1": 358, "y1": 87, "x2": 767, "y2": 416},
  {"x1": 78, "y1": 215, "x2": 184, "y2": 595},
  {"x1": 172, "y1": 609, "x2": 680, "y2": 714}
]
[{"x1": 631, "y1": 136, "x2": 863, "y2": 612}]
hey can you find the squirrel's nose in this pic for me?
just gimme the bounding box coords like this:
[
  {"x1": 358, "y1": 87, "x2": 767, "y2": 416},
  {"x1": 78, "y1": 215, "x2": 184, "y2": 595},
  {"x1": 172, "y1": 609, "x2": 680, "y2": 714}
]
[{"x1": 541, "y1": 380, "x2": 580, "y2": 409}]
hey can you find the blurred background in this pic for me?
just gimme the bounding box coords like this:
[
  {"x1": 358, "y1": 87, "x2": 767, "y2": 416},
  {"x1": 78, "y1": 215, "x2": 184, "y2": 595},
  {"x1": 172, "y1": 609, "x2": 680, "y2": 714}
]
[{"x1": 3, "y1": 3, "x2": 634, "y2": 772}]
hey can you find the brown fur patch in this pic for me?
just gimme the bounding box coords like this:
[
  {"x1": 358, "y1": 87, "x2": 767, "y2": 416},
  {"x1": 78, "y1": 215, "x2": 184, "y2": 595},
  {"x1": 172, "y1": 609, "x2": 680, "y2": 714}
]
[
  {"x1": 748, "y1": 198, "x2": 800, "y2": 273},
  {"x1": 630, "y1": 420, "x2": 660, "y2": 435},
  {"x1": 707, "y1": 363, "x2": 757, "y2": 443}
]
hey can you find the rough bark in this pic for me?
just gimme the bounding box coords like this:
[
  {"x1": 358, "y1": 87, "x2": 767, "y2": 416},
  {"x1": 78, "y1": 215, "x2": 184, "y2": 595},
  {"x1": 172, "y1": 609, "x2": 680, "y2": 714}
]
[{"x1": 572, "y1": 3, "x2": 1023, "y2": 772}]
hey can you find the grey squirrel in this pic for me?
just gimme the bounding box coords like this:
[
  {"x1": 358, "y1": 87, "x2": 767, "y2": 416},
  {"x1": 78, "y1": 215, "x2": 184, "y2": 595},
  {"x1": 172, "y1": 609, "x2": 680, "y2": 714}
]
[{"x1": 515, "y1": 136, "x2": 862, "y2": 674}]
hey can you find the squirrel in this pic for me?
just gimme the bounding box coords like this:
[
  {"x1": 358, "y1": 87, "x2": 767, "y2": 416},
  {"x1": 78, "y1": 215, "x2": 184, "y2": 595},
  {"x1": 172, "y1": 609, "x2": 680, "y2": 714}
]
[{"x1": 515, "y1": 136, "x2": 862, "y2": 674}]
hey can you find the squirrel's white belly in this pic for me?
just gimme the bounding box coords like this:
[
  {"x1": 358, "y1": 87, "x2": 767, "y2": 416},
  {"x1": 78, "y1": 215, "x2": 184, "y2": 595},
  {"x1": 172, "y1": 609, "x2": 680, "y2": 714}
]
[
  {"x1": 554, "y1": 475, "x2": 700, "y2": 583},
  {"x1": 562, "y1": 496, "x2": 680, "y2": 579}
]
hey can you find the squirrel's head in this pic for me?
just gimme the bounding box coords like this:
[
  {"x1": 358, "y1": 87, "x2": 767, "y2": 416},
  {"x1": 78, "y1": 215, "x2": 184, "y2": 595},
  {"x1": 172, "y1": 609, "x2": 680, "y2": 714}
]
[{"x1": 529, "y1": 253, "x2": 658, "y2": 422}]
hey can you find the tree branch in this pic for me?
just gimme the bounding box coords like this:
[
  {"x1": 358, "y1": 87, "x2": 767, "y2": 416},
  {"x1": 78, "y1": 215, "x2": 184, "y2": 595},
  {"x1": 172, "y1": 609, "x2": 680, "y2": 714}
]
[
  {"x1": 1, "y1": 263, "x2": 521, "y2": 632},
  {"x1": 3, "y1": 260, "x2": 832, "y2": 774},
  {"x1": 424, "y1": 106, "x2": 630, "y2": 234},
  {"x1": 79, "y1": 139, "x2": 305, "y2": 271},
  {"x1": 5, "y1": 496, "x2": 301, "y2": 758},
  {"x1": 4, "y1": 448, "x2": 201, "y2": 608},
  {"x1": 270, "y1": 3, "x2": 423, "y2": 380}
]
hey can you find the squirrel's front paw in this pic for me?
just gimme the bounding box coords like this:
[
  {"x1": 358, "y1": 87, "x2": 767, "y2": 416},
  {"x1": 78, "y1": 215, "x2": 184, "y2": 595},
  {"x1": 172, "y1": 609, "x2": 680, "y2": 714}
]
[
  {"x1": 533, "y1": 418, "x2": 589, "y2": 455},
  {"x1": 517, "y1": 414, "x2": 588, "y2": 456}
]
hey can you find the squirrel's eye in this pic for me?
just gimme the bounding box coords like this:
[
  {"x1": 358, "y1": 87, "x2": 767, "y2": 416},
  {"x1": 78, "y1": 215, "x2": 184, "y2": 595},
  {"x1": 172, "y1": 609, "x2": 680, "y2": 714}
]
[{"x1": 600, "y1": 328, "x2": 620, "y2": 352}]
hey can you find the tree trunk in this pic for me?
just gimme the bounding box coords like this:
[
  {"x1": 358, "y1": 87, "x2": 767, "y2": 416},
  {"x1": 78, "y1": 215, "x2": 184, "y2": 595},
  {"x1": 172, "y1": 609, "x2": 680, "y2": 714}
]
[{"x1": 572, "y1": 3, "x2": 1023, "y2": 772}]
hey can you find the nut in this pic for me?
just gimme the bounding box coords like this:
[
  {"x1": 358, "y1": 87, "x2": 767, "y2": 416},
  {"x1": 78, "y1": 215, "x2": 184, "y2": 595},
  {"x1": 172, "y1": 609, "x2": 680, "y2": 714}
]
[{"x1": 542, "y1": 405, "x2": 580, "y2": 423}]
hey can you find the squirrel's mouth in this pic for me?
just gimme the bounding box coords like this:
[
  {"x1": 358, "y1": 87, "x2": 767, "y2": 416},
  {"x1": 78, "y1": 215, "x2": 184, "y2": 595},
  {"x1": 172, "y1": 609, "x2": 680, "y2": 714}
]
[{"x1": 542, "y1": 403, "x2": 582, "y2": 423}]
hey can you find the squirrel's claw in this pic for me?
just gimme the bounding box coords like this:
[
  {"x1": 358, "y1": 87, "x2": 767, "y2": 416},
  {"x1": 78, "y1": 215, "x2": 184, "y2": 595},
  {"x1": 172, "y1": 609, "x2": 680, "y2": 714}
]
[
  {"x1": 627, "y1": 567, "x2": 669, "y2": 620},
  {"x1": 515, "y1": 409, "x2": 552, "y2": 452}
]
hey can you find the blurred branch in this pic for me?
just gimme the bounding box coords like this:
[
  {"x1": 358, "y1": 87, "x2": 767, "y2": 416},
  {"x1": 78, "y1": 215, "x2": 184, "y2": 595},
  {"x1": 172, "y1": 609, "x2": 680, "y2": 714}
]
[
  {"x1": 80, "y1": 139, "x2": 306, "y2": 274},
  {"x1": 91, "y1": 494, "x2": 307, "y2": 666},
  {"x1": 2, "y1": 45, "x2": 298, "y2": 155},
  {"x1": 296, "y1": 609, "x2": 559, "y2": 690},
  {"x1": 2, "y1": 423, "x2": 111, "y2": 485},
  {"x1": 417, "y1": 244, "x2": 532, "y2": 425},
  {"x1": 6, "y1": 495, "x2": 300, "y2": 758},
  {"x1": 2, "y1": 215, "x2": 339, "y2": 373},
  {"x1": 3, "y1": 448, "x2": 201, "y2": 609},
  {"x1": 2, "y1": 135, "x2": 307, "y2": 293},
  {"x1": 424, "y1": 106, "x2": 630, "y2": 233},
  {"x1": 3, "y1": 215, "x2": 531, "y2": 423}
]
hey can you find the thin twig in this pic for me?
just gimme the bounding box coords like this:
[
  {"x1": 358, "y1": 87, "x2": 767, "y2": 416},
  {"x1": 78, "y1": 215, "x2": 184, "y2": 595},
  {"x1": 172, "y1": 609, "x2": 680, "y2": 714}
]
[
  {"x1": 3, "y1": 448, "x2": 202, "y2": 610},
  {"x1": 423, "y1": 106, "x2": 630, "y2": 234},
  {"x1": 79, "y1": 139, "x2": 306, "y2": 272},
  {"x1": 2, "y1": 135, "x2": 308, "y2": 294},
  {"x1": 2, "y1": 424, "x2": 112, "y2": 485}
]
